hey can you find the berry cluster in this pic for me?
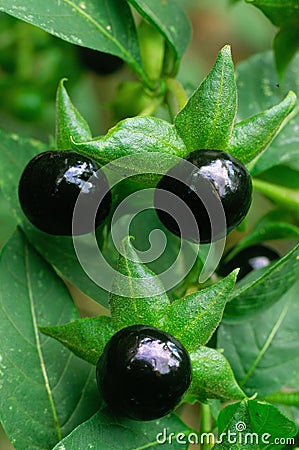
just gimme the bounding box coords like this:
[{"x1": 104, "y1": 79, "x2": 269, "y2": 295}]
[{"x1": 18, "y1": 148, "x2": 253, "y2": 419}]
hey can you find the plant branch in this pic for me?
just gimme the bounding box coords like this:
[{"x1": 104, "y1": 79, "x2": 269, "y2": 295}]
[{"x1": 253, "y1": 178, "x2": 299, "y2": 212}]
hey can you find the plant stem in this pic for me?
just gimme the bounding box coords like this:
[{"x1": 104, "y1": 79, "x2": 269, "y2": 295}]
[
  {"x1": 253, "y1": 178, "x2": 299, "y2": 212},
  {"x1": 200, "y1": 403, "x2": 212, "y2": 450},
  {"x1": 165, "y1": 78, "x2": 188, "y2": 119},
  {"x1": 263, "y1": 390, "x2": 299, "y2": 407}
]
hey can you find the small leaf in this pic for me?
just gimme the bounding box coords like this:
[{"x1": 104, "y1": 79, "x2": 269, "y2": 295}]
[
  {"x1": 219, "y1": 280, "x2": 299, "y2": 397},
  {"x1": 56, "y1": 78, "x2": 92, "y2": 149},
  {"x1": 72, "y1": 116, "x2": 188, "y2": 186},
  {"x1": 52, "y1": 408, "x2": 195, "y2": 450},
  {"x1": 188, "y1": 346, "x2": 245, "y2": 402},
  {"x1": 127, "y1": 0, "x2": 191, "y2": 74},
  {"x1": 228, "y1": 91, "x2": 296, "y2": 165},
  {"x1": 216, "y1": 399, "x2": 297, "y2": 449},
  {"x1": 0, "y1": 0, "x2": 146, "y2": 81},
  {"x1": 224, "y1": 243, "x2": 299, "y2": 319},
  {"x1": 175, "y1": 45, "x2": 237, "y2": 151},
  {"x1": 0, "y1": 230, "x2": 100, "y2": 450},
  {"x1": 162, "y1": 271, "x2": 238, "y2": 352},
  {"x1": 40, "y1": 315, "x2": 115, "y2": 366},
  {"x1": 109, "y1": 237, "x2": 170, "y2": 330},
  {"x1": 72, "y1": 116, "x2": 187, "y2": 162}
]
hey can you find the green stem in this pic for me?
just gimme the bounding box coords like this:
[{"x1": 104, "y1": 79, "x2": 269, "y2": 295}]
[
  {"x1": 200, "y1": 403, "x2": 212, "y2": 450},
  {"x1": 138, "y1": 97, "x2": 163, "y2": 117},
  {"x1": 253, "y1": 178, "x2": 299, "y2": 212},
  {"x1": 165, "y1": 78, "x2": 188, "y2": 119},
  {"x1": 263, "y1": 390, "x2": 299, "y2": 407}
]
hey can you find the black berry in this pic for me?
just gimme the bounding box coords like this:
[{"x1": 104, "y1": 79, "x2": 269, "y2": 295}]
[
  {"x1": 154, "y1": 149, "x2": 252, "y2": 243},
  {"x1": 217, "y1": 244, "x2": 280, "y2": 280},
  {"x1": 96, "y1": 325, "x2": 192, "y2": 421},
  {"x1": 18, "y1": 150, "x2": 111, "y2": 235},
  {"x1": 77, "y1": 47, "x2": 124, "y2": 75}
]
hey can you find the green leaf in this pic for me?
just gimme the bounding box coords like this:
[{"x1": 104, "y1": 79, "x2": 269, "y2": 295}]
[
  {"x1": 0, "y1": 191, "x2": 17, "y2": 249},
  {"x1": 72, "y1": 115, "x2": 187, "y2": 162},
  {"x1": 246, "y1": 0, "x2": 299, "y2": 77},
  {"x1": 0, "y1": 130, "x2": 48, "y2": 220},
  {"x1": 127, "y1": 0, "x2": 191, "y2": 74},
  {"x1": 109, "y1": 237, "x2": 170, "y2": 330},
  {"x1": 224, "y1": 243, "x2": 299, "y2": 319},
  {"x1": 228, "y1": 91, "x2": 296, "y2": 165},
  {"x1": 72, "y1": 116, "x2": 188, "y2": 186},
  {"x1": 216, "y1": 399, "x2": 297, "y2": 449},
  {"x1": 174, "y1": 45, "x2": 237, "y2": 151},
  {"x1": 22, "y1": 222, "x2": 110, "y2": 306},
  {"x1": 0, "y1": 0, "x2": 147, "y2": 84},
  {"x1": 235, "y1": 51, "x2": 299, "y2": 174},
  {"x1": 56, "y1": 78, "x2": 92, "y2": 149},
  {"x1": 0, "y1": 230, "x2": 100, "y2": 450},
  {"x1": 0, "y1": 129, "x2": 110, "y2": 305},
  {"x1": 188, "y1": 346, "x2": 244, "y2": 402},
  {"x1": 40, "y1": 315, "x2": 115, "y2": 366},
  {"x1": 52, "y1": 408, "x2": 194, "y2": 450},
  {"x1": 219, "y1": 280, "x2": 299, "y2": 397},
  {"x1": 162, "y1": 271, "x2": 238, "y2": 352},
  {"x1": 246, "y1": 0, "x2": 299, "y2": 27},
  {"x1": 274, "y1": 27, "x2": 299, "y2": 80}
]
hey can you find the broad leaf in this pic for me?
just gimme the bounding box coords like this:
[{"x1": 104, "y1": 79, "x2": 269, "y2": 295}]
[
  {"x1": 247, "y1": 0, "x2": 299, "y2": 77},
  {"x1": 188, "y1": 346, "x2": 244, "y2": 402},
  {"x1": 0, "y1": 230, "x2": 100, "y2": 450},
  {"x1": 235, "y1": 51, "x2": 299, "y2": 174},
  {"x1": 52, "y1": 408, "x2": 194, "y2": 450},
  {"x1": 109, "y1": 237, "x2": 170, "y2": 330},
  {"x1": 224, "y1": 243, "x2": 299, "y2": 319},
  {"x1": 0, "y1": 0, "x2": 146, "y2": 82},
  {"x1": 215, "y1": 399, "x2": 297, "y2": 449},
  {"x1": 219, "y1": 280, "x2": 299, "y2": 397},
  {"x1": 0, "y1": 129, "x2": 110, "y2": 305},
  {"x1": 40, "y1": 315, "x2": 115, "y2": 366},
  {"x1": 56, "y1": 78, "x2": 92, "y2": 149},
  {"x1": 0, "y1": 130, "x2": 47, "y2": 219},
  {"x1": 175, "y1": 45, "x2": 237, "y2": 151},
  {"x1": 274, "y1": 27, "x2": 299, "y2": 79},
  {"x1": 162, "y1": 271, "x2": 238, "y2": 352},
  {"x1": 228, "y1": 91, "x2": 296, "y2": 165},
  {"x1": 127, "y1": 0, "x2": 191, "y2": 74},
  {"x1": 22, "y1": 222, "x2": 110, "y2": 305}
]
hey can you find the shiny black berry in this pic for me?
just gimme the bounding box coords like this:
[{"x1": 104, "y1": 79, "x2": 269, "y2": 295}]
[
  {"x1": 77, "y1": 47, "x2": 124, "y2": 75},
  {"x1": 96, "y1": 325, "x2": 192, "y2": 421},
  {"x1": 18, "y1": 150, "x2": 111, "y2": 235},
  {"x1": 217, "y1": 244, "x2": 280, "y2": 280},
  {"x1": 154, "y1": 149, "x2": 252, "y2": 243}
]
